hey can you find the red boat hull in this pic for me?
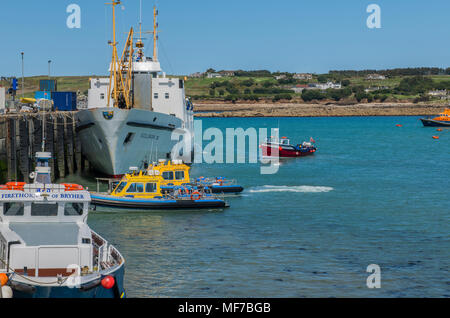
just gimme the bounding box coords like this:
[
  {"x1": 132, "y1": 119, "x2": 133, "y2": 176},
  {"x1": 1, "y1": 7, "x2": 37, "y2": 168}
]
[{"x1": 261, "y1": 145, "x2": 316, "y2": 158}]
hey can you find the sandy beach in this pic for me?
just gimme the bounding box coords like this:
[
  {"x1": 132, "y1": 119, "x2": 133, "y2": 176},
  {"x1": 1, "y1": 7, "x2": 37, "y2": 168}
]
[{"x1": 194, "y1": 101, "x2": 445, "y2": 117}]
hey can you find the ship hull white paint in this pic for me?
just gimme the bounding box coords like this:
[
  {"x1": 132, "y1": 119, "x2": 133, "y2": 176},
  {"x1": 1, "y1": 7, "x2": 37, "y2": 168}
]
[{"x1": 76, "y1": 107, "x2": 188, "y2": 176}]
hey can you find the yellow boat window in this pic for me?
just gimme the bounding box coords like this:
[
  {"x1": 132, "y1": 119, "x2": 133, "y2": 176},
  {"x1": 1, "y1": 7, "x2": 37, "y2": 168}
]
[
  {"x1": 145, "y1": 183, "x2": 157, "y2": 193},
  {"x1": 162, "y1": 171, "x2": 174, "y2": 180},
  {"x1": 175, "y1": 171, "x2": 185, "y2": 180},
  {"x1": 126, "y1": 183, "x2": 145, "y2": 193},
  {"x1": 114, "y1": 182, "x2": 127, "y2": 193}
]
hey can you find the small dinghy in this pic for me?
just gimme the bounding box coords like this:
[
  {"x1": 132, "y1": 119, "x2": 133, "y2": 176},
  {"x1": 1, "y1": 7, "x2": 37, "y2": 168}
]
[
  {"x1": 91, "y1": 168, "x2": 228, "y2": 210},
  {"x1": 193, "y1": 177, "x2": 244, "y2": 194}
]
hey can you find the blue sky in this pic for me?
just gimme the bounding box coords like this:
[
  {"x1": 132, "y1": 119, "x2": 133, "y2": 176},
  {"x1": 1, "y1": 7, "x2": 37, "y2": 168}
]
[{"x1": 1, "y1": 0, "x2": 450, "y2": 77}]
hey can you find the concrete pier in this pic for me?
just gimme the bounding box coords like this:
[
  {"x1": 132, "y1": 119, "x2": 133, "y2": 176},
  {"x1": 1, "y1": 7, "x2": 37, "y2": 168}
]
[{"x1": 0, "y1": 111, "x2": 86, "y2": 182}]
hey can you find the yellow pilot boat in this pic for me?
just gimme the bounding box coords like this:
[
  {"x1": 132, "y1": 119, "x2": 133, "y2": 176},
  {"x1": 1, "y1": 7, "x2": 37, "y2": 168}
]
[
  {"x1": 90, "y1": 167, "x2": 228, "y2": 210},
  {"x1": 149, "y1": 160, "x2": 244, "y2": 194}
]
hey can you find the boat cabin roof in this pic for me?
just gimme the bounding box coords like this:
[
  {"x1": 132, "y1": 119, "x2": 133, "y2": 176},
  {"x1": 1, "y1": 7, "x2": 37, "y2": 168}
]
[
  {"x1": 8, "y1": 222, "x2": 80, "y2": 246},
  {"x1": 147, "y1": 161, "x2": 191, "y2": 183}
]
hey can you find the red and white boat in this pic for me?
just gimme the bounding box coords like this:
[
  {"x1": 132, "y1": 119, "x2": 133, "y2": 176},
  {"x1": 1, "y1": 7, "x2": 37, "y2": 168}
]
[{"x1": 261, "y1": 136, "x2": 317, "y2": 158}]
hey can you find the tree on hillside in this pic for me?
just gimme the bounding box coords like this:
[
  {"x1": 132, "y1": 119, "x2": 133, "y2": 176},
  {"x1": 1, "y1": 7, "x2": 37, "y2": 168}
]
[
  {"x1": 317, "y1": 75, "x2": 328, "y2": 83},
  {"x1": 301, "y1": 89, "x2": 326, "y2": 102},
  {"x1": 241, "y1": 79, "x2": 255, "y2": 87}
]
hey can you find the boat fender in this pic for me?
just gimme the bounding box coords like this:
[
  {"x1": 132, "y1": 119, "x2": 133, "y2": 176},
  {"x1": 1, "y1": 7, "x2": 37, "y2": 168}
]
[
  {"x1": 191, "y1": 191, "x2": 201, "y2": 201},
  {"x1": 0, "y1": 273, "x2": 8, "y2": 287}
]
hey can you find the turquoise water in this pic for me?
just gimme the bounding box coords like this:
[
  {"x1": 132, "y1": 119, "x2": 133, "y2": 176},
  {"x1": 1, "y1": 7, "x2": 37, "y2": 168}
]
[{"x1": 62, "y1": 116, "x2": 449, "y2": 297}]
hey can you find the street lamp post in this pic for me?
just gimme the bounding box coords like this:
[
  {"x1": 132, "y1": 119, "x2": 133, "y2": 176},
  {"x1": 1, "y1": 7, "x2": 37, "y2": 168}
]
[
  {"x1": 21, "y1": 52, "x2": 24, "y2": 98},
  {"x1": 48, "y1": 60, "x2": 52, "y2": 78}
]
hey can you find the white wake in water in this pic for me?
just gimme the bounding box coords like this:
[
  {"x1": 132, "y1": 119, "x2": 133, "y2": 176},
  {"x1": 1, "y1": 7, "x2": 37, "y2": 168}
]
[{"x1": 248, "y1": 185, "x2": 334, "y2": 193}]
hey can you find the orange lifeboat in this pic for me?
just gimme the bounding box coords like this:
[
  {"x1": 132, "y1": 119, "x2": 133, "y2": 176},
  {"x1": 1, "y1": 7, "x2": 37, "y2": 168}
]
[
  {"x1": 6, "y1": 182, "x2": 26, "y2": 191},
  {"x1": 62, "y1": 183, "x2": 84, "y2": 191}
]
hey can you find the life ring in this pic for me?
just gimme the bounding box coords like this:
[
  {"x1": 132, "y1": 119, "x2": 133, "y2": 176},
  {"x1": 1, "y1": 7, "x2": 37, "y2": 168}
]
[{"x1": 190, "y1": 191, "x2": 201, "y2": 201}]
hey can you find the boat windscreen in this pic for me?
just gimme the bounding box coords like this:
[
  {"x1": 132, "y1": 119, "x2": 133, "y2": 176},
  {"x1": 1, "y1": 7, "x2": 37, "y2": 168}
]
[
  {"x1": 31, "y1": 202, "x2": 58, "y2": 216},
  {"x1": 64, "y1": 202, "x2": 84, "y2": 216},
  {"x1": 114, "y1": 182, "x2": 127, "y2": 193},
  {"x1": 3, "y1": 202, "x2": 25, "y2": 216}
]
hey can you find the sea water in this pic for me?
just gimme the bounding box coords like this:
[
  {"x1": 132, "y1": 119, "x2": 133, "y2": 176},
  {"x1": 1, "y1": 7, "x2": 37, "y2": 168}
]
[{"x1": 61, "y1": 116, "x2": 449, "y2": 297}]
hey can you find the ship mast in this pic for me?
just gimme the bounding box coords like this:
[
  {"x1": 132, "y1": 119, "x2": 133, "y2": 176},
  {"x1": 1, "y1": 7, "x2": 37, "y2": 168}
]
[{"x1": 106, "y1": 0, "x2": 119, "y2": 107}]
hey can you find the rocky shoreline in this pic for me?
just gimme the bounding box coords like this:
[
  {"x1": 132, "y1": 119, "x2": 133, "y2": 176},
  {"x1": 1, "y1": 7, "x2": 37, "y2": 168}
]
[{"x1": 193, "y1": 101, "x2": 445, "y2": 118}]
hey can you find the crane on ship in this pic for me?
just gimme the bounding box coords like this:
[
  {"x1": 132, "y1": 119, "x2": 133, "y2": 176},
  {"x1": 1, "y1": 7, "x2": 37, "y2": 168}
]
[
  {"x1": 106, "y1": 0, "x2": 160, "y2": 109},
  {"x1": 106, "y1": 0, "x2": 134, "y2": 109}
]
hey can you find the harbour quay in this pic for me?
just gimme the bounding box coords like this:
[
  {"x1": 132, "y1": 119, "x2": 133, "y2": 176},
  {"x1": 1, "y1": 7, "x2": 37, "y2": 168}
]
[{"x1": 0, "y1": 111, "x2": 87, "y2": 183}]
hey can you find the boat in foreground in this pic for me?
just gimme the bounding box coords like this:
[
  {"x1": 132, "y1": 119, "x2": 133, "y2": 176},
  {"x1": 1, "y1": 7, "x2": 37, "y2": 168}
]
[
  {"x1": 91, "y1": 168, "x2": 228, "y2": 211},
  {"x1": 420, "y1": 108, "x2": 450, "y2": 127},
  {"x1": 261, "y1": 136, "x2": 317, "y2": 158},
  {"x1": 0, "y1": 153, "x2": 125, "y2": 298}
]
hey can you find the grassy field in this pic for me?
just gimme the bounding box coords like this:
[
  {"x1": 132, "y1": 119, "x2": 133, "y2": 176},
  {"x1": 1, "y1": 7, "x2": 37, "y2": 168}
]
[
  {"x1": 0, "y1": 75, "x2": 94, "y2": 98},
  {"x1": 2, "y1": 73, "x2": 450, "y2": 102}
]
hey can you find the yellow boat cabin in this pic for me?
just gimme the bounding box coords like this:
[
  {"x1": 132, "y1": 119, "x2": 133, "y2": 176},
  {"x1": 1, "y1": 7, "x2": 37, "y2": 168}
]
[
  {"x1": 147, "y1": 159, "x2": 191, "y2": 186},
  {"x1": 111, "y1": 169, "x2": 165, "y2": 199}
]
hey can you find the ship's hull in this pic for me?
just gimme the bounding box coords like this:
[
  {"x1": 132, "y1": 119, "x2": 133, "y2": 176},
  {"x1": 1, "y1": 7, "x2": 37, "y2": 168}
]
[
  {"x1": 420, "y1": 118, "x2": 450, "y2": 127},
  {"x1": 76, "y1": 108, "x2": 193, "y2": 176},
  {"x1": 90, "y1": 193, "x2": 228, "y2": 210},
  {"x1": 10, "y1": 264, "x2": 125, "y2": 298}
]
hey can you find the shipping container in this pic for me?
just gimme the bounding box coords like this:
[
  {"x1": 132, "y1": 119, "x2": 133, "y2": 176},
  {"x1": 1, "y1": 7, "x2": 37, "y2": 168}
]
[
  {"x1": 51, "y1": 91, "x2": 77, "y2": 111},
  {"x1": 35, "y1": 91, "x2": 52, "y2": 100},
  {"x1": 39, "y1": 79, "x2": 57, "y2": 92}
]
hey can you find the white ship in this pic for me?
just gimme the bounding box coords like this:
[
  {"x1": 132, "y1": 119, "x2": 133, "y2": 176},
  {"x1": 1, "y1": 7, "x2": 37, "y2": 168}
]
[{"x1": 76, "y1": 2, "x2": 194, "y2": 176}]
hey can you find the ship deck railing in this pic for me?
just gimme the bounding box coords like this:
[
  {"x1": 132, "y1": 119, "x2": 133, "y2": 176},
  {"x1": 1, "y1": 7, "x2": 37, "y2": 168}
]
[{"x1": 95, "y1": 178, "x2": 121, "y2": 194}]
